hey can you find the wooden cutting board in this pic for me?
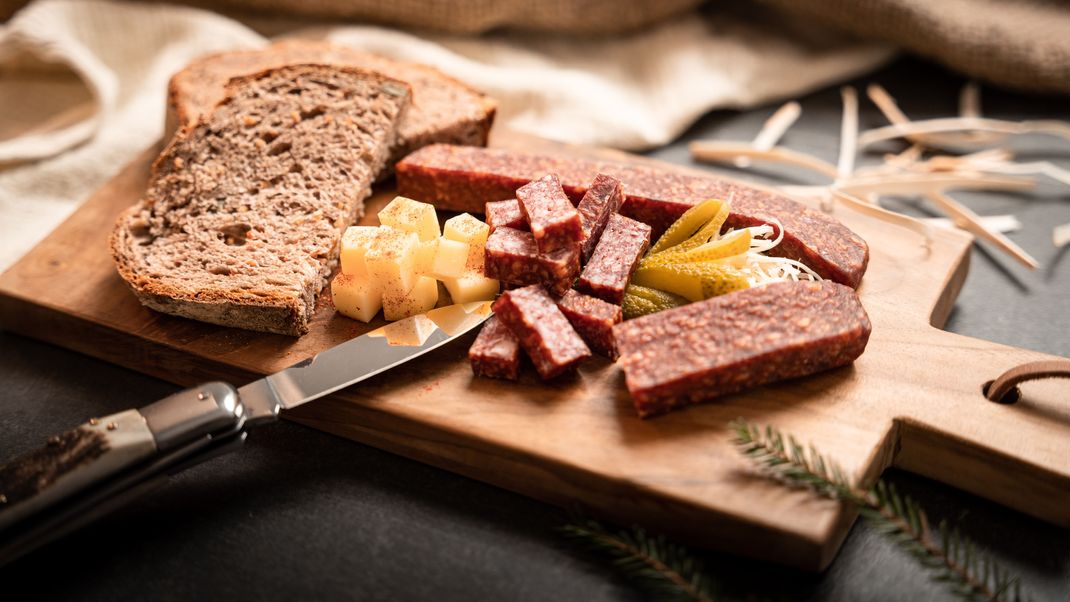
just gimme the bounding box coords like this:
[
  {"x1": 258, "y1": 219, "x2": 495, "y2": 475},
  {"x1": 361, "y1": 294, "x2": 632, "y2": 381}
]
[{"x1": 1, "y1": 131, "x2": 1067, "y2": 571}]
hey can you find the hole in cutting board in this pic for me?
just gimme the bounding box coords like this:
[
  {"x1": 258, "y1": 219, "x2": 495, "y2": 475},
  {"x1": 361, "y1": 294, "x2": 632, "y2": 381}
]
[{"x1": 981, "y1": 380, "x2": 1020, "y2": 404}]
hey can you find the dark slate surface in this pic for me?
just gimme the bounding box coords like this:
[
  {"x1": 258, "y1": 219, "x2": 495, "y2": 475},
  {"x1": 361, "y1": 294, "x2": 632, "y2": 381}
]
[{"x1": 1, "y1": 57, "x2": 1068, "y2": 600}]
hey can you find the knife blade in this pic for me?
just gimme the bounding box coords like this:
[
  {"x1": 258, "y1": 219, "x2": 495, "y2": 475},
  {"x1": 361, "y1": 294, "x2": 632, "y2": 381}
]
[
  {"x1": 0, "y1": 301, "x2": 492, "y2": 564},
  {"x1": 238, "y1": 301, "x2": 493, "y2": 425}
]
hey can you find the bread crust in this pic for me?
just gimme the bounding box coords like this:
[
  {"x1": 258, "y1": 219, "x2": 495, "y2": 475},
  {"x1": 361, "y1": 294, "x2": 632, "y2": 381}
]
[
  {"x1": 164, "y1": 40, "x2": 496, "y2": 161},
  {"x1": 113, "y1": 65, "x2": 410, "y2": 336}
]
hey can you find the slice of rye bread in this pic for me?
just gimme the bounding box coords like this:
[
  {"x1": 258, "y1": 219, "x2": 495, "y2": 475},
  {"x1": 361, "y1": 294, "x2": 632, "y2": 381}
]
[
  {"x1": 166, "y1": 39, "x2": 497, "y2": 167},
  {"x1": 112, "y1": 64, "x2": 410, "y2": 336}
]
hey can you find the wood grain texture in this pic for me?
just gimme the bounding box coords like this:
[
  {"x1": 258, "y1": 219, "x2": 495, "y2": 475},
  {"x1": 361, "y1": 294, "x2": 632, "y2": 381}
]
[{"x1": 0, "y1": 132, "x2": 1067, "y2": 570}]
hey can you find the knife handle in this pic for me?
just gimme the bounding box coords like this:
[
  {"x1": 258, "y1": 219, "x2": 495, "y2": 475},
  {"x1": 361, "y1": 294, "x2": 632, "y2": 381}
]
[
  {"x1": 0, "y1": 408, "x2": 156, "y2": 531},
  {"x1": 0, "y1": 382, "x2": 246, "y2": 563}
]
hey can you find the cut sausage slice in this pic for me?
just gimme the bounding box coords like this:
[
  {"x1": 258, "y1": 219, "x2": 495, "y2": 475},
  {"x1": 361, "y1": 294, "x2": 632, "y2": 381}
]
[
  {"x1": 485, "y1": 199, "x2": 527, "y2": 232},
  {"x1": 483, "y1": 226, "x2": 580, "y2": 296},
  {"x1": 515, "y1": 174, "x2": 583, "y2": 254},
  {"x1": 493, "y1": 285, "x2": 591, "y2": 379},
  {"x1": 556, "y1": 290, "x2": 622, "y2": 360},
  {"x1": 613, "y1": 280, "x2": 872, "y2": 418},
  {"x1": 468, "y1": 316, "x2": 521, "y2": 380},
  {"x1": 576, "y1": 213, "x2": 651, "y2": 305},
  {"x1": 577, "y1": 174, "x2": 625, "y2": 262},
  {"x1": 396, "y1": 145, "x2": 869, "y2": 288}
]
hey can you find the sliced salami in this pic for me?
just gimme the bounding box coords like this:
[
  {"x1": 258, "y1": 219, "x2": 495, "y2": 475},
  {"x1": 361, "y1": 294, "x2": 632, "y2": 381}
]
[
  {"x1": 483, "y1": 226, "x2": 580, "y2": 296},
  {"x1": 576, "y1": 214, "x2": 651, "y2": 304},
  {"x1": 556, "y1": 290, "x2": 622, "y2": 360},
  {"x1": 613, "y1": 280, "x2": 872, "y2": 418},
  {"x1": 485, "y1": 199, "x2": 527, "y2": 232},
  {"x1": 493, "y1": 285, "x2": 591, "y2": 379},
  {"x1": 468, "y1": 316, "x2": 521, "y2": 380},
  {"x1": 577, "y1": 174, "x2": 625, "y2": 262},
  {"x1": 515, "y1": 174, "x2": 583, "y2": 254}
]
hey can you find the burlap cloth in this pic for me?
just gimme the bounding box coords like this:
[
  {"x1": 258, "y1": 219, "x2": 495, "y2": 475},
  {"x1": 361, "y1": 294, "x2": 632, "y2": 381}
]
[
  {"x1": 0, "y1": 0, "x2": 892, "y2": 269},
  {"x1": 760, "y1": 0, "x2": 1070, "y2": 94},
  {"x1": 4, "y1": 0, "x2": 1064, "y2": 90}
]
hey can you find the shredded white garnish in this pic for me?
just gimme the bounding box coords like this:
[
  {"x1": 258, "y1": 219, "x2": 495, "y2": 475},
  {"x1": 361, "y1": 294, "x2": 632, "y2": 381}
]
[{"x1": 723, "y1": 218, "x2": 823, "y2": 286}]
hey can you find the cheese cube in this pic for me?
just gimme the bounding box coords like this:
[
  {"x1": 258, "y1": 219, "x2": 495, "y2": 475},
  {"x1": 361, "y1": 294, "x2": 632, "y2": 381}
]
[
  {"x1": 443, "y1": 213, "x2": 490, "y2": 247},
  {"x1": 383, "y1": 275, "x2": 439, "y2": 321},
  {"x1": 331, "y1": 274, "x2": 383, "y2": 323},
  {"x1": 339, "y1": 226, "x2": 379, "y2": 277},
  {"x1": 378, "y1": 196, "x2": 440, "y2": 241},
  {"x1": 442, "y1": 274, "x2": 500, "y2": 304},
  {"x1": 365, "y1": 228, "x2": 419, "y2": 294},
  {"x1": 413, "y1": 239, "x2": 438, "y2": 276},
  {"x1": 430, "y1": 238, "x2": 469, "y2": 279},
  {"x1": 465, "y1": 242, "x2": 485, "y2": 274}
]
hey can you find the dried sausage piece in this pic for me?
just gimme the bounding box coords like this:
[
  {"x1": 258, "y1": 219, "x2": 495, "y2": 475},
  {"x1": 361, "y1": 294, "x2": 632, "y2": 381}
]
[
  {"x1": 556, "y1": 290, "x2": 622, "y2": 360},
  {"x1": 515, "y1": 174, "x2": 583, "y2": 254},
  {"x1": 493, "y1": 285, "x2": 591, "y2": 379},
  {"x1": 469, "y1": 316, "x2": 521, "y2": 380},
  {"x1": 613, "y1": 280, "x2": 872, "y2": 418},
  {"x1": 576, "y1": 214, "x2": 651, "y2": 304},
  {"x1": 485, "y1": 199, "x2": 527, "y2": 232},
  {"x1": 483, "y1": 226, "x2": 580, "y2": 296},
  {"x1": 577, "y1": 174, "x2": 625, "y2": 263},
  {"x1": 395, "y1": 145, "x2": 869, "y2": 288}
]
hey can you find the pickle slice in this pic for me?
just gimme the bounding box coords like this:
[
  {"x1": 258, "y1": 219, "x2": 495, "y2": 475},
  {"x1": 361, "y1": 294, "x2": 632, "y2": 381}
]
[
  {"x1": 669, "y1": 200, "x2": 732, "y2": 253},
  {"x1": 622, "y1": 293, "x2": 661, "y2": 320},
  {"x1": 626, "y1": 284, "x2": 689, "y2": 309},
  {"x1": 632, "y1": 262, "x2": 749, "y2": 302},
  {"x1": 648, "y1": 199, "x2": 725, "y2": 255},
  {"x1": 642, "y1": 229, "x2": 751, "y2": 267}
]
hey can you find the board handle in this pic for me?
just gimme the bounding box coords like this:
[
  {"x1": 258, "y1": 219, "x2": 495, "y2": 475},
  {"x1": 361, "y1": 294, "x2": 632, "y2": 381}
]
[
  {"x1": 984, "y1": 359, "x2": 1070, "y2": 404},
  {"x1": 893, "y1": 346, "x2": 1070, "y2": 528}
]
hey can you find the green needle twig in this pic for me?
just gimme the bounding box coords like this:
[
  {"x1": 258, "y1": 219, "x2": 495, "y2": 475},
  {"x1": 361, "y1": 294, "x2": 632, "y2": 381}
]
[
  {"x1": 731, "y1": 419, "x2": 1027, "y2": 602},
  {"x1": 560, "y1": 518, "x2": 717, "y2": 602}
]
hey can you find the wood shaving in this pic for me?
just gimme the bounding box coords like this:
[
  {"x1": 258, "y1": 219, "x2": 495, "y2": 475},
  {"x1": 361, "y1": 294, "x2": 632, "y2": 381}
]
[
  {"x1": 733, "y1": 102, "x2": 802, "y2": 168},
  {"x1": 866, "y1": 84, "x2": 1008, "y2": 148},
  {"x1": 959, "y1": 82, "x2": 981, "y2": 119},
  {"x1": 925, "y1": 214, "x2": 1021, "y2": 234},
  {"x1": 689, "y1": 83, "x2": 1069, "y2": 270},
  {"x1": 689, "y1": 141, "x2": 837, "y2": 179},
  {"x1": 836, "y1": 172, "x2": 1036, "y2": 196},
  {"x1": 925, "y1": 191, "x2": 1037, "y2": 268},
  {"x1": 838, "y1": 87, "x2": 858, "y2": 179},
  {"x1": 753, "y1": 102, "x2": 801, "y2": 151},
  {"x1": 1054, "y1": 223, "x2": 1070, "y2": 248},
  {"x1": 832, "y1": 190, "x2": 934, "y2": 252},
  {"x1": 858, "y1": 117, "x2": 1070, "y2": 149}
]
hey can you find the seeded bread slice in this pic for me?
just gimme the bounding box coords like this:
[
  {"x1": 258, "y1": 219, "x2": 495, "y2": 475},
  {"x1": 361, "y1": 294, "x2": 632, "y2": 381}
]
[
  {"x1": 166, "y1": 40, "x2": 496, "y2": 167},
  {"x1": 112, "y1": 64, "x2": 410, "y2": 336}
]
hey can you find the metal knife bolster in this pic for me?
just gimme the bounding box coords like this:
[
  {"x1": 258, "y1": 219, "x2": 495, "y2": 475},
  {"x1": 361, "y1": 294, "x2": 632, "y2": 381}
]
[{"x1": 141, "y1": 382, "x2": 251, "y2": 450}]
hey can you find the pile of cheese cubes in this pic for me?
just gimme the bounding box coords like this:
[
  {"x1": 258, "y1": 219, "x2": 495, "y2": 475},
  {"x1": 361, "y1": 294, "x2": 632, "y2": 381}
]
[{"x1": 331, "y1": 196, "x2": 500, "y2": 323}]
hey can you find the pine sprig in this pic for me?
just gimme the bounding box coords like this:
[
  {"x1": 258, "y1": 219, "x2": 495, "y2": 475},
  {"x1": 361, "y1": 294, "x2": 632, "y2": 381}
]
[
  {"x1": 731, "y1": 418, "x2": 1026, "y2": 602},
  {"x1": 560, "y1": 518, "x2": 717, "y2": 602}
]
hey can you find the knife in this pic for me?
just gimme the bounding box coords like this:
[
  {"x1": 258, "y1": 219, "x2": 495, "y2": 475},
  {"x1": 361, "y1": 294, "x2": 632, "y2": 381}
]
[{"x1": 0, "y1": 301, "x2": 492, "y2": 565}]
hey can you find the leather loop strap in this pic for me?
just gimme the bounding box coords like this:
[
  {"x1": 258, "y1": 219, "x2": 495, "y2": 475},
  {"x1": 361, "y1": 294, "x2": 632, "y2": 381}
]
[{"x1": 985, "y1": 360, "x2": 1070, "y2": 404}]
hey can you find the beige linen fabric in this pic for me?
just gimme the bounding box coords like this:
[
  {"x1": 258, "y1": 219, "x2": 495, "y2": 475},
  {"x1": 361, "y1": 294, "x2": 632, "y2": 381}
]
[
  {"x1": 0, "y1": 0, "x2": 892, "y2": 269},
  {"x1": 0, "y1": 0, "x2": 263, "y2": 270},
  {"x1": 760, "y1": 0, "x2": 1070, "y2": 94}
]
